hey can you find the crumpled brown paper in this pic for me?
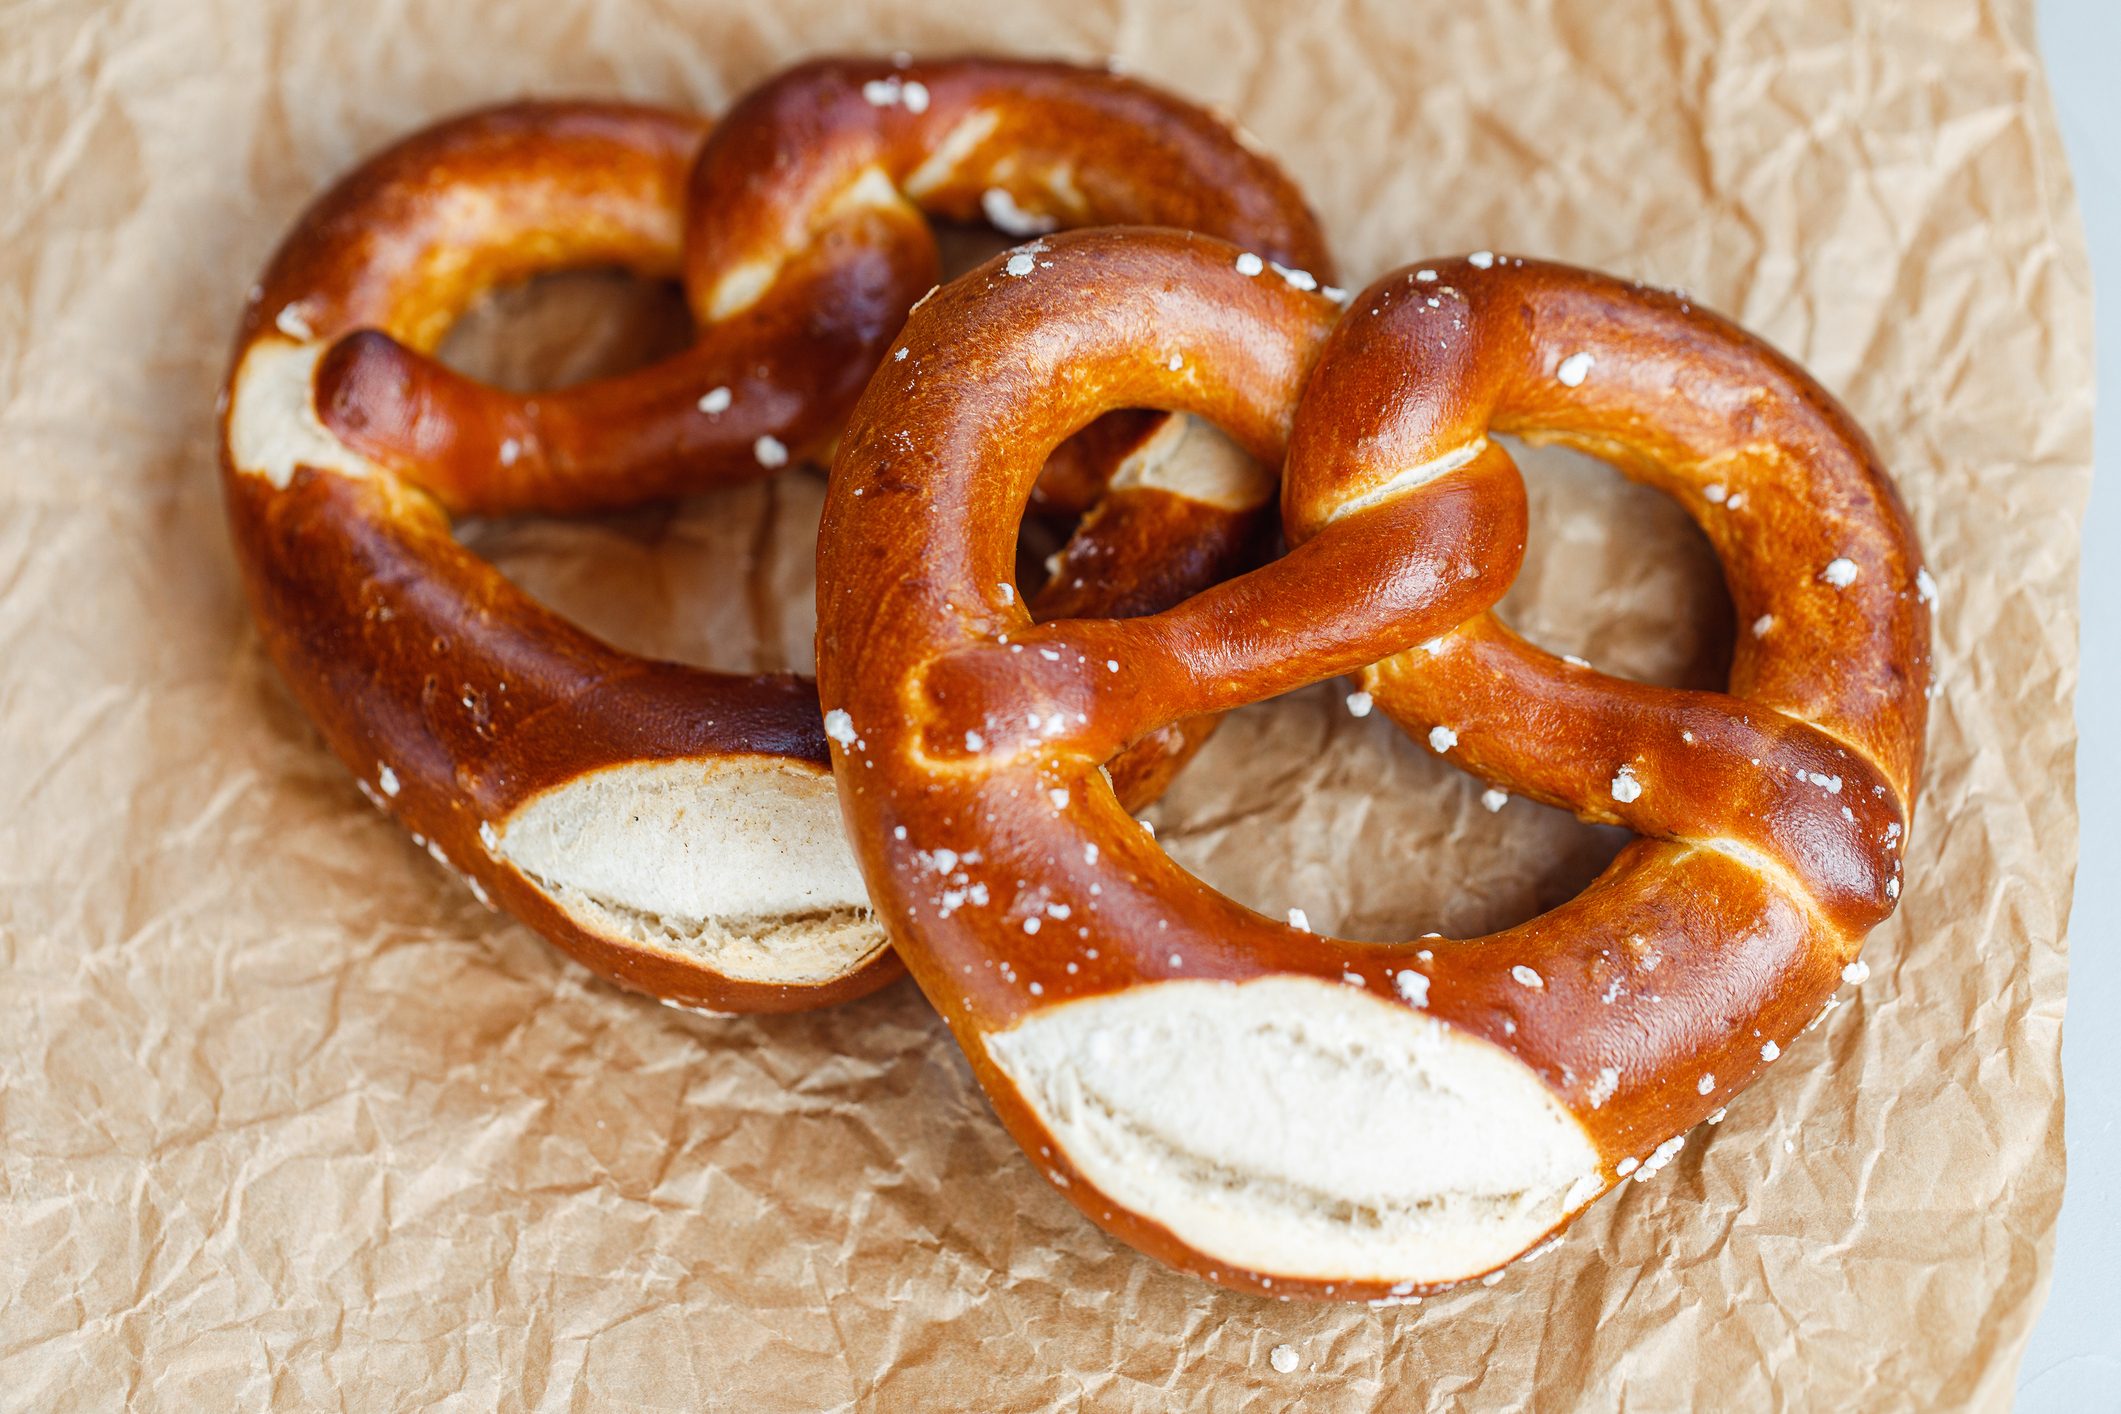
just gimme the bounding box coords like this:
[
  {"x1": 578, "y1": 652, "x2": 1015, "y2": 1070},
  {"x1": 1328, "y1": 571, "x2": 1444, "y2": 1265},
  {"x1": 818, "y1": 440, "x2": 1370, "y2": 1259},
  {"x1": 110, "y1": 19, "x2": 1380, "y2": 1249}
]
[{"x1": 0, "y1": 0, "x2": 2090, "y2": 1408}]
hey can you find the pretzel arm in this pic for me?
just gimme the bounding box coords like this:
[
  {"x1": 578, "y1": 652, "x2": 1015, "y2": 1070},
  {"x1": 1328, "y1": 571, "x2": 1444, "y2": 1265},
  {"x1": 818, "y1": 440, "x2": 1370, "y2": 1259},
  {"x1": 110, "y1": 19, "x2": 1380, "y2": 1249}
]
[
  {"x1": 314, "y1": 216, "x2": 933, "y2": 516},
  {"x1": 1367, "y1": 616, "x2": 1903, "y2": 927},
  {"x1": 918, "y1": 442, "x2": 1525, "y2": 771}
]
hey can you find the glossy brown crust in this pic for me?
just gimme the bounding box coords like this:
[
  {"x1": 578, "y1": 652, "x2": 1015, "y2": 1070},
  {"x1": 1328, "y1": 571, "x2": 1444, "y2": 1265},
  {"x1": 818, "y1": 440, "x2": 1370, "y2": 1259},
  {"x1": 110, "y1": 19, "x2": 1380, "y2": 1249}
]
[
  {"x1": 813, "y1": 230, "x2": 1931, "y2": 1296},
  {"x1": 222, "y1": 75, "x2": 1329, "y2": 1011},
  {"x1": 316, "y1": 58, "x2": 1331, "y2": 514}
]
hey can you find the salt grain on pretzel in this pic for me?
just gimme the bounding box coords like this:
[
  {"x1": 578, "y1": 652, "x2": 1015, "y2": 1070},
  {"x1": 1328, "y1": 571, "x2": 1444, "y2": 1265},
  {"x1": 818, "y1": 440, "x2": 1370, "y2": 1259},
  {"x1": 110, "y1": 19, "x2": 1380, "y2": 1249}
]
[
  {"x1": 814, "y1": 229, "x2": 1930, "y2": 1296},
  {"x1": 221, "y1": 62, "x2": 1331, "y2": 1012}
]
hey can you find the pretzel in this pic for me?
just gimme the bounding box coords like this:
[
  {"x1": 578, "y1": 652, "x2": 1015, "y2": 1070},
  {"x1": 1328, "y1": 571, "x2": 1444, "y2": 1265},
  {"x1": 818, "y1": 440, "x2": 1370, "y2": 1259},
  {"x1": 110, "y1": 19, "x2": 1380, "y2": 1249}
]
[
  {"x1": 814, "y1": 229, "x2": 1931, "y2": 1297},
  {"x1": 219, "y1": 62, "x2": 1330, "y2": 1012}
]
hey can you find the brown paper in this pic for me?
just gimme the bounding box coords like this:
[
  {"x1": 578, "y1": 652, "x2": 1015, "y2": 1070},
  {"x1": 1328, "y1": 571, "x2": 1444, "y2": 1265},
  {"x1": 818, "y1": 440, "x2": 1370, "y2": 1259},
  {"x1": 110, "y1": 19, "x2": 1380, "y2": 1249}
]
[{"x1": 0, "y1": 0, "x2": 2090, "y2": 1407}]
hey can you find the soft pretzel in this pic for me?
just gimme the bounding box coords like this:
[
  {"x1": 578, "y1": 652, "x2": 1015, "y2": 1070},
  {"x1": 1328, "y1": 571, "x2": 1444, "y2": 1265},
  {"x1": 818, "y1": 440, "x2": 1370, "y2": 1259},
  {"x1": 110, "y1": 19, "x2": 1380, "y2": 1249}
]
[
  {"x1": 813, "y1": 229, "x2": 1930, "y2": 1296},
  {"x1": 220, "y1": 63, "x2": 1331, "y2": 1012}
]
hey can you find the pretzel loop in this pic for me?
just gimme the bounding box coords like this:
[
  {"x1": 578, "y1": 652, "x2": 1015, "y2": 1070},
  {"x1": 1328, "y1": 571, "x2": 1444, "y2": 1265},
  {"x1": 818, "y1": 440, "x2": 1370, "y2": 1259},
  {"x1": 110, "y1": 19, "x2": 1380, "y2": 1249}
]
[
  {"x1": 321, "y1": 58, "x2": 1330, "y2": 516},
  {"x1": 1311, "y1": 257, "x2": 1925, "y2": 926}
]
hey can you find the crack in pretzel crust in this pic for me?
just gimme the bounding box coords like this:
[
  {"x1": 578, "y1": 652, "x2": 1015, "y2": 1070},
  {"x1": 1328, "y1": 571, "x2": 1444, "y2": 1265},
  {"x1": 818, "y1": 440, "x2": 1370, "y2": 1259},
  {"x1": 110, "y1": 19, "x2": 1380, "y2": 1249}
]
[
  {"x1": 228, "y1": 339, "x2": 380, "y2": 488},
  {"x1": 515, "y1": 886, "x2": 886, "y2": 986},
  {"x1": 985, "y1": 978, "x2": 1597, "y2": 1282},
  {"x1": 486, "y1": 757, "x2": 881, "y2": 983},
  {"x1": 814, "y1": 229, "x2": 1930, "y2": 1297},
  {"x1": 220, "y1": 65, "x2": 1335, "y2": 1012}
]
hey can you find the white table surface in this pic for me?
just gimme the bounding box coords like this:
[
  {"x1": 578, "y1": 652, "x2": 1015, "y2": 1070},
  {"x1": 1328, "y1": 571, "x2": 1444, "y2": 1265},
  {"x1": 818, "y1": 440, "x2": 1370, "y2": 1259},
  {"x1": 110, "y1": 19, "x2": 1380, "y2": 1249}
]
[{"x1": 2018, "y1": 2, "x2": 2119, "y2": 1405}]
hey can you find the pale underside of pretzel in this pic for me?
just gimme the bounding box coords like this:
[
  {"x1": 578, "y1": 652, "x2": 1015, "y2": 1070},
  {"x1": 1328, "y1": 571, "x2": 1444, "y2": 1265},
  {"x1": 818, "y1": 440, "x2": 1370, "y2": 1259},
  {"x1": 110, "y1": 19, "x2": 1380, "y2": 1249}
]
[
  {"x1": 220, "y1": 62, "x2": 1331, "y2": 1012},
  {"x1": 814, "y1": 229, "x2": 1930, "y2": 1297}
]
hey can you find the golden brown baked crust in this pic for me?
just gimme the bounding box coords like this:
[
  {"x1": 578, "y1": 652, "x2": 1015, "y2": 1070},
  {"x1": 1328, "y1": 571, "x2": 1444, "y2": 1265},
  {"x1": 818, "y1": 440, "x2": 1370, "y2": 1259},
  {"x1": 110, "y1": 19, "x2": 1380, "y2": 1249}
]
[
  {"x1": 220, "y1": 64, "x2": 1332, "y2": 1012},
  {"x1": 814, "y1": 229, "x2": 1931, "y2": 1296}
]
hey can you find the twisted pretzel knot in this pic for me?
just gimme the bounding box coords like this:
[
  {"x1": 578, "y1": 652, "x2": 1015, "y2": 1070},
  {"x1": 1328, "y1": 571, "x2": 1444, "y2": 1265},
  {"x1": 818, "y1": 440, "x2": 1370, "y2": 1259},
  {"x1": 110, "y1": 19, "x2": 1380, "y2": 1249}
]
[
  {"x1": 220, "y1": 61, "x2": 1329, "y2": 1012},
  {"x1": 815, "y1": 229, "x2": 1931, "y2": 1297}
]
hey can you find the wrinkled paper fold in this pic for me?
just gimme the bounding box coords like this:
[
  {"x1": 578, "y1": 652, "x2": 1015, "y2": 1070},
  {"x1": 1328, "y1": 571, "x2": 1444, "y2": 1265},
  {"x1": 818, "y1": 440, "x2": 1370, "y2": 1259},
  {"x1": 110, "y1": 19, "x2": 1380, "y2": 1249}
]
[{"x1": 0, "y1": 0, "x2": 2088, "y2": 1407}]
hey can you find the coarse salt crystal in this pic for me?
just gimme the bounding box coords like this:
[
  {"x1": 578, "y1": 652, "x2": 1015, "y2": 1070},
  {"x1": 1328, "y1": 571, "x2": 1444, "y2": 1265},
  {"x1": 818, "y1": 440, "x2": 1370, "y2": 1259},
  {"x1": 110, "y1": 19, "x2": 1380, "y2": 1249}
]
[
  {"x1": 1556, "y1": 351, "x2": 1594, "y2": 387},
  {"x1": 1511, "y1": 964, "x2": 1544, "y2": 989},
  {"x1": 823, "y1": 709, "x2": 856, "y2": 745},
  {"x1": 1234, "y1": 252, "x2": 1265, "y2": 276},
  {"x1": 754, "y1": 434, "x2": 789, "y2": 468},
  {"x1": 1610, "y1": 765, "x2": 1643, "y2": 803},
  {"x1": 1842, "y1": 959, "x2": 1870, "y2": 985},
  {"x1": 1822, "y1": 557, "x2": 1859, "y2": 588},
  {"x1": 1481, "y1": 787, "x2": 1508, "y2": 812},
  {"x1": 698, "y1": 386, "x2": 732, "y2": 415},
  {"x1": 1346, "y1": 691, "x2": 1374, "y2": 718},
  {"x1": 1633, "y1": 1134, "x2": 1686, "y2": 1182},
  {"x1": 861, "y1": 76, "x2": 928, "y2": 111},
  {"x1": 1287, "y1": 907, "x2": 1311, "y2": 932},
  {"x1": 1004, "y1": 253, "x2": 1037, "y2": 278},
  {"x1": 1396, "y1": 970, "x2": 1429, "y2": 1006},
  {"x1": 1428, "y1": 724, "x2": 1458, "y2": 753}
]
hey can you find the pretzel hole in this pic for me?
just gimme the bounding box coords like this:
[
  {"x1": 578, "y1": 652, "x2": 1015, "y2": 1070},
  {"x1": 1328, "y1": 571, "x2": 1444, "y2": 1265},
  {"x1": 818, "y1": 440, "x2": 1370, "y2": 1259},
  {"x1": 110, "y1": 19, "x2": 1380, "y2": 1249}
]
[
  {"x1": 1497, "y1": 436, "x2": 1732, "y2": 691},
  {"x1": 434, "y1": 270, "x2": 818, "y2": 673},
  {"x1": 1130, "y1": 689, "x2": 1627, "y2": 941},
  {"x1": 435, "y1": 267, "x2": 695, "y2": 391}
]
